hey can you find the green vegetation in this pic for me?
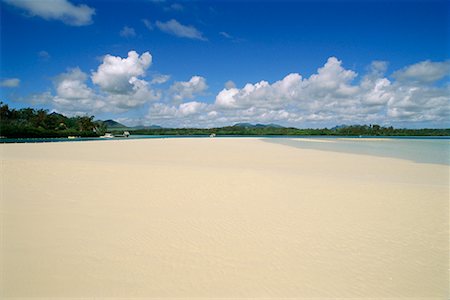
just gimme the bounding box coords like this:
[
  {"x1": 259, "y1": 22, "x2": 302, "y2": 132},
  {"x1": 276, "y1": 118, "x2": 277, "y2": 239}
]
[
  {"x1": 0, "y1": 102, "x2": 106, "y2": 138},
  {"x1": 1, "y1": 103, "x2": 449, "y2": 138},
  {"x1": 127, "y1": 125, "x2": 450, "y2": 137}
]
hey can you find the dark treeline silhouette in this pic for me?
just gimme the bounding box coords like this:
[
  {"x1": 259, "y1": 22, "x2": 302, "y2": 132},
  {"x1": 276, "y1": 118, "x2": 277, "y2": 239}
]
[
  {"x1": 1, "y1": 103, "x2": 449, "y2": 138},
  {"x1": 0, "y1": 103, "x2": 106, "y2": 138},
  {"x1": 128, "y1": 125, "x2": 450, "y2": 136}
]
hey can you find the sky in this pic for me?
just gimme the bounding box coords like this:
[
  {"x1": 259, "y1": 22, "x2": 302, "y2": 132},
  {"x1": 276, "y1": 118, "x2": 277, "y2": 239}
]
[{"x1": 0, "y1": 0, "x2": 449, "y2": 128}]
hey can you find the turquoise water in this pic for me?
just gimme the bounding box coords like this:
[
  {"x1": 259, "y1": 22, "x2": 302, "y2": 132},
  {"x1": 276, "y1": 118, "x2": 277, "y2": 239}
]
[
  {"x1": 1, "y1": 135, "x2": 448, "y2": 144},
  {"x1": 1, "y1": 135, "x2": 449, "y2": 165},
  {"x1": 265, "y1": 137, "x2": 450, "y2": 165}
]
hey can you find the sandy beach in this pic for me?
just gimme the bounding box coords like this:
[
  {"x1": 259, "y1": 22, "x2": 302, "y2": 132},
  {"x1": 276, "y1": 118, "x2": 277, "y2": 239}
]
[{"x1": 0, "y1": 138, "x2": 448, "y2": 299}]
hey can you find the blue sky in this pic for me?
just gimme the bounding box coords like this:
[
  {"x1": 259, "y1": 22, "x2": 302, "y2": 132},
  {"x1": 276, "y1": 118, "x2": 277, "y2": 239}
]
[{"x1": 1, "y1": 0, "x2": 449, "y2": 128}]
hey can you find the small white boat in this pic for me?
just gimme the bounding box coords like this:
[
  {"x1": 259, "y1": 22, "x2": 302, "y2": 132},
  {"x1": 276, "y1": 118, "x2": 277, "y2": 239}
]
[
  {"x1": 209, "y1": 133, "x2": 216, "y2": 138},
  {"x1": 100, "y1": 133, "x2": 114, "y2": 138},
  {"x1": 115, "y1": 131, "x2": 130, "y2": 138}
]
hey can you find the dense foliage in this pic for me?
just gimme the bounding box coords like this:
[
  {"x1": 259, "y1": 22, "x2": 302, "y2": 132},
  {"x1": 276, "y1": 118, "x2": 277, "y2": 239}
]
[{"x1": 0, "y1": 103, "x2": 106, "y2": 138}]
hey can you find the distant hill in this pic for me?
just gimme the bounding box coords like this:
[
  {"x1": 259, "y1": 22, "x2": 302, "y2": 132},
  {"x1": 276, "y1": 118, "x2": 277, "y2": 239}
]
[
  {"x1": 330, "y1": 124, "x2": 348, "y2": 131},
  {"x1": 132, "y1": 125, "x2": 163, "y2": 129},
  {"x1": 101, "y1": 119, "x2": 127, "y2": 129},
  {"x1": 233, "y1": 123, "x2": 285, "y2": 128}
]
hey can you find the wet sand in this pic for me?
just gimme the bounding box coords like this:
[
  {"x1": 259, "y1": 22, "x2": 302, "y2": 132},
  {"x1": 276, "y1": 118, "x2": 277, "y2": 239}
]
[{"x1": 0, "y1": 138, "x2": 448, "y2": 299}]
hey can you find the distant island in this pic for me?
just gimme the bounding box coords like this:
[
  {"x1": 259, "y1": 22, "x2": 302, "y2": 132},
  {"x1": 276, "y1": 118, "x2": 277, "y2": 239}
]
[{"x1": 1, "y1": 103, "x2": 449, "y2": 138}]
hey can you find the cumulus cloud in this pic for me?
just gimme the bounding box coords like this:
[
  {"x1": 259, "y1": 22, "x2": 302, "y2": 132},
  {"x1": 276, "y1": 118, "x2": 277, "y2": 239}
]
[
  {"x1": 212, "y1": 57, "x2": 384, "y2": 125},
  {"x1": 4, "y1": 0, "x2": 95, "y2": 26},
  {"x1": 386, "y1": 83, "x2": 450, "y2": 122},
  {"x1": 147, "y1": 101, "x2": 211, "y2": 127},
  {"x1": 215, "y1": 73, "x2": 303, "y2": 109},
  {"x1": 51, "y1": 67, "x2": 105, "y2": 113},
  {"x1": 168, "y1": 76, "x2": 208, "y2": 103},
  {"x1": 213, "y1": 57, "x2": 383, "y2": 124},
  {"x1": 392, "y1": 60, "x2": 450, "y2": 83},
  {"x1": 144, "y1": 57, "x2": 449, "y2": 128},
  {"x1": 105, "y1": 78, "x2": 160, "y2": 110},
  {"x1": 0, "y1": 78, "x2": 20, "y2": 88},
  {"x1": 368, "y1": 60, "x2": 388, "y2": 77},
  {"x1": 155, "y1": 19, "x2": 207, "y2": 41},
  {"x1": 25, "y1": 51, "x2": 162, "y2": 115},
  {"x1": 92, "y1": 51, "x2": 152, "y2": 94},
  {"x1": 179, "y1": 101, "x2": 207, "y2": 116},
  {"x1": 90, "y1": 51, "x2": 160, "y2": 109},
  {"x1": 17, "y1": 53, "x2": 450, "y2": 128},
  {"x1": 119, "y1": 26, "x2": 136, "y2": 38}
]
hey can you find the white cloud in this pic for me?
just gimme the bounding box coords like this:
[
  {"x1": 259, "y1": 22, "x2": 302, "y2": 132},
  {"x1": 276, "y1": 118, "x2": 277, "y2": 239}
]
[
  {"x1": 147, "y1": 101, "x2": 211, "y2": 127},
  {"x1": 155, "y1": 19, "x2": 207, "y2": 41},
  {"x1": 18, "y1": 54, "x2": 450, "y2": 128},
  {"x1": 26, "y1": 51, "x2": 161, "y2": 115},
  {"x1": 54, "y1": 68, "x2": 92, "y2": 99},
  {"x1": 4, "y1": 0, "x2": 95, "y2": 26},
  {"x1": 52, "y1": 68, "x2": 105, "y2": 113},
  {"x1": 392, "y1": 60, "x2": 450, "y2": 83},
  {"x1": 145, "y1": 57, "x2": 449, "y2": 128},
  {"x1": 151, "y1": 74, "x2": 171, "y2": 84},
  {"x1": 91, "y1": 51, "x2": 160, "y2": 109},
  {"x1": 119, "y1": 26, "x2": 136, "y2": 38},
  {"x1": 368, "y1": 60, "x2": 388, "y2": 77},
  {"x1": 215, "y1": 72, "x2": 303, "y2": 109},
  {"x1": 386, "y1": 83, "x2": 450, "y2": 123},
  {"x1": 92, "y1": 51, "x2": 152, "y2": 94},
  {"x1": 105, "y1": 78, "x2": 161, "y2": 110},
  {"x1": 215, "y1": 88, "x2": 239, "y2": 108},
  {"x1": 0, "y1": 78, "x2": 20, "y2": 88},
  {"x1": 168, "y1": 76, "x2": 208, "y2": 103},
  {"x1": 179, "y1": 101, "x2": 207, "y2": 116}
]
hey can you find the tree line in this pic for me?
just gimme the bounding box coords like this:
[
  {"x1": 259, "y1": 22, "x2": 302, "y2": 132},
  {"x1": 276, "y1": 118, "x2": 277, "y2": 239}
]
[
  {"x1": 0, "y1": 103, "x2": 106, "y2": 138},
  {"x1": 127, "y1": 125, "x2": 450, "y2": 136}
]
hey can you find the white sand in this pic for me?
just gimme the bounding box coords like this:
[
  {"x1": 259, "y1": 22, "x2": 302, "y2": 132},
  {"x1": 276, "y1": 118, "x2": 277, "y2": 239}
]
[{"x1": 0, "y1": 138, "x2": 448, "y2": 299}]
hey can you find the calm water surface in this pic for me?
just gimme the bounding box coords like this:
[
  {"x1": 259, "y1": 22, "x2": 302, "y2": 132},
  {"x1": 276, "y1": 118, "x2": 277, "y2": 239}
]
[
  {"x1": 1, "y1": 135, "x2": 449, "y2": 165},
  {"x1": 265, "y1": 137, "x2": 450, "y2": 165}
]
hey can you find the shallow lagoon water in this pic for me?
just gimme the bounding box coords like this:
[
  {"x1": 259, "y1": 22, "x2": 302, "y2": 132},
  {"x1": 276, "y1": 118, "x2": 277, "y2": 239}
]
[
  {"x1": 265, "y1": 137, "x2": 450, "y2": 165},
  {"x1": 1, "y1": 135, "x2": 449, "y2": 165}
]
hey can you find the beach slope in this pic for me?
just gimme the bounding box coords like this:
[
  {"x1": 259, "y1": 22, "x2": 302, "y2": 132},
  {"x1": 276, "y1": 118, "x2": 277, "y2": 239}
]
[{"x1": 0, "y1": 138, "x2": 448, "y2": 298}]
